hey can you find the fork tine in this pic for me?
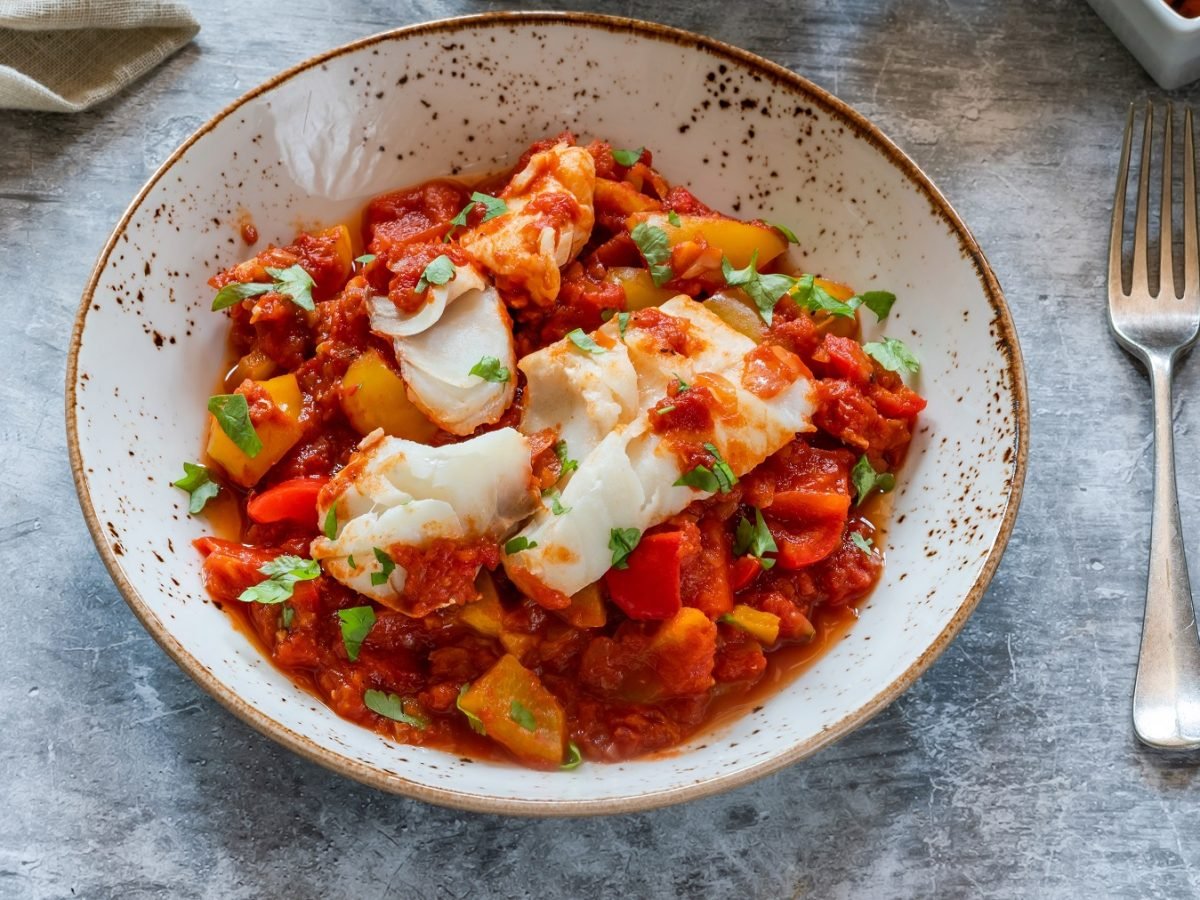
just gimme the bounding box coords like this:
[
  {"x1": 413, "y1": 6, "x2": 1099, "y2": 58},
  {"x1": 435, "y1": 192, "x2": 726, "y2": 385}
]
[
  {"x1": 1111, "y1": 104, "x2": 1135, "y2": 294},
  {"x1": 1133, "y1": 104, "x2": 1155, "y2": 295},
  {"x1": 1162, "y1": 104, "x2": 1175, "y2": 299},
  {"x1": 1186, "y1": 107, "x2": 1198, "y2": 295}
]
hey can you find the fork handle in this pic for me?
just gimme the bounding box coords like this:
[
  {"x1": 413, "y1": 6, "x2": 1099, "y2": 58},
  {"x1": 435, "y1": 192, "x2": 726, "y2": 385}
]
[{"x1": 1133, "y1": 352, "x2": 1200, "y2": 749}]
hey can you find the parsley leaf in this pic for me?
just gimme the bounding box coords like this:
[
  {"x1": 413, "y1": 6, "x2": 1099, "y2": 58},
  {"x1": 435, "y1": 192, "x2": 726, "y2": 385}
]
[
  {"x1": 675, "y1": 374, "x2": 690, "y2": 393},
  {"x1": 347, "y1": 554, "x2": 357, "y2": 569},
  {"x1": 566, "y1": 327, "x2": 606, "y2": 355},
  {"x1": 371, "y1": 547, "x2": 396, "y2": 586},
  {"x1": 617, "y1": 311, "x2": 630, "y2": 338},
  {"x1": 211, "y1": 280, "x2": 272, "y2": 311},
  {"x1": 674, "y1": 465, "x2": 720, "y2": 492},
  {"x1": 769, "y1": 221, "x2": 800, "y2": 244},
  {"x1": 721, "y1": 251, "x2": 798, "y2": 325},
  {"x1": 667, "y1": 210, "x2": 683, "y2": 228},
  {"x1": 850, "y1": 532, "x2": 874, "y2": 554},
  {"x1": 415, "y1": 254, "x2": 456, "y2": 294},
  {"x1": 561, "y1": 740, "x2": 584, "y2": 771},
  {"x1": 612, "y1": 146, "x2": 644, "y2": 167},
  {"x1": 505, "y1": 536, "x2": 537, "y2": 554},
  {"x1": 657, "y1": 405, "x2": 677, "y2": 415},
  {"x1": 630, "y1": 221, "x2": 673, "y2": 287},
  {"x1": 469, "y1": 355, "x2": 510, "y2": 383},
  {"x1": 554, "y1": 440, "x2": 578, "y2": 477},
  {"x1": 863, "y1": 336, "x2": 920, "y2": 375},
  {"x1": 792, "y1": 274, "x2": 859, "y2": 318},
  {"x1": 855, "y1": 290, "x2": 896, "y2": 319},
  {"x1": 264, "y1": 264, "x2": 316, "y2": 312},
  {"x1": 354, "y1": 253, "x2": 376, "y2": 265},
  {"x1": 542, "y1": 487, "x2": 570, "y2": 515},
  {"x1": 207, "y1": 393, "x2": 262, "y2": 458},
  {"x1": 733, "y1": 508, "x2": 777, "y2": 570},
  {"x1": 323, "y1": 506, "x2": 338, "y2": 541},
  {"x1": 509, "y1": 700, "x2": 537, "y2": 732},
  {"x1": 338, "y1": 605, "x2": 376, "y2": 661},
  {"x1": 280, "y1": 605, "x2": 295, "y2": 629},
  {"x1": 851, "y1": 455, "x2": 896, "y2": 506},
  {"x1": 364, "y1": 690, "x2": 427, "y2": 729},
  {"x1": 239, "y1": 555, "x2": 321, "y2": 604},
  {"x1": 173, "y1": 461, "x2": 219, "y2": 514},
  {"x1": 609, "y1": 527, "x2": 641, "y2": 570},
  {"x1": 702, "y1": 442, "x2": 738, "y2": 492},
  {"x1": 449, "y1": 191, "x2": 509, "y2": 228},
  {"x1": 457, "y1": 684, "x2": 486, "y2": 734}
]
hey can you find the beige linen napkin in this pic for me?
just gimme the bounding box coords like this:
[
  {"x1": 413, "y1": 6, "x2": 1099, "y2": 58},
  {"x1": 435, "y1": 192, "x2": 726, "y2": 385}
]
[{"x1": 0, "y1": 0, "x2": 199, "y2": 112}]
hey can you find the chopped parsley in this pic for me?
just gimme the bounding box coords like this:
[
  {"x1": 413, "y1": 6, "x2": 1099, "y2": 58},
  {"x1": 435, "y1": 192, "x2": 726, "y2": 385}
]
[
  {"x1": 238, "y1": 555, "x2": 321, "y2": 605},
  {"x1": 337, "y1": 606, "x2": 376, "y2": 661},
  {"x1": 414, "y1": 254, "x2": 456, "y2": 293},
  {"x1": 851, "y1": 455, "x2": 896, "y2": 506},
  {"x1": 674, "y1": 445, "x2": 736, "y2": 495},
  {"x1": 542, "y1": 487, "x2": 570, "y2": 516},
  {"x1": 469, "y1": 355, "x2": 510, "y2": 383},
  {"x1": 791, "y1": 274, "x2": 859, "y2": 318},
  {"x1": 554, "y1": 440, "x2": 578, "y2": 477},
  {"x1": 617, "y1": 311, "x2": 630, "y2": 338},
  {"x1": 703, "y1": 442, "x2": 737, "y2": 492},
  {"x1": 457, "y1": 684, "x2": 486, "y2": 734},
  {"x1": 667, "y1": 210, "x2": 683, "y2": 227},
  {"x1": 211, "y1": 280, "x2": 272, "y2": 311},
  {"x1": 370, "y1": 547, "x2": 396, "y2": 586},
  {"x1": 505, "y1": 536, "x2": 537, "y2": 554},
  {"x1": 855, "y1": 290, "x2": 896, "y2": 319},
  {"x1": 733, "y1": 508, "x2": 777, "y2": 570},
  {"x1": 608, "y1": 527, "x2": 641, "y2": 570},
  {"x1": 265, "y1": 265, "x2": 317, "y2": 311},
  {"x1": 448, "y1": 191, "x2": 509, "y2": 230},
  {"x1": 207, "y1": 393, "x2": 262, "y2": 458},
  {"x1": 769, "y1": 221, "x2": 800, "y2": 243},
  {"x1": 280, "y1": 605, "x2": 295, "y2": 629},
  {"x1": 566, "y1": 327, "x2": 605, "y2": 355},
  {"x1": 354, "y1": 253, "x2": 376, "y2": 265},
  {"x1": 863, "y1": 336, "x2": 920, "y2": 375},
  {"x1": 363, "y1": 690, "x2": 427, "y2": 729},
  {"x1": 347, "y1": 554, "x2": 357, "y2": 569},
  {"x1": 172, "y1": 461, "x2": 219, "y2": 514},
  {"x1": 630, "y1": 221, "x2": 673, "y2": 287},
  {"x1": 561, "y1": 741, "x2": 584, "y2": 771},
  {"x1": 850, "y1": 532, "x2": 875, "y2": 555},
  {"x1": 720, "y1": 251, "x2": 798, "y2": 325},
  {"x1": 323, "y1": 506, "x2": 338, "y2": 540},
  {"x1": 657, "y1": 405, "x2": 677, "y2": 415},
  {"x1": 675, "y1": 374, "x2": 690, "y2": 393},
  {"x1": 611, "y1": 146, "x2": 644, "y2": 167},
  {"x1": 509, "y1": 700, "x2": 537, "y2": 732}
]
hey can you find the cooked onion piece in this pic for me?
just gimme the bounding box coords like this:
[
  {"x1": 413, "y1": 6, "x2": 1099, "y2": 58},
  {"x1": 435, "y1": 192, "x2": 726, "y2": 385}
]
[
  {"x1": 312, "y1": 428, "x2": 537, "y2": 612},
  {"x1": 369, "y1": 261, "x2": 517, "y2": 435},
  {"x1": 459, "y1": 143, "x2": 596, "y2": 306}
]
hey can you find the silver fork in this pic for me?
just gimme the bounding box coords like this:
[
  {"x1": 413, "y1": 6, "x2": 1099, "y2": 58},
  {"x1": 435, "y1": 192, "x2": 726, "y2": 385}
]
[{"x1": 1110, "y1": 103, "x2": 1200, "y2": 749}]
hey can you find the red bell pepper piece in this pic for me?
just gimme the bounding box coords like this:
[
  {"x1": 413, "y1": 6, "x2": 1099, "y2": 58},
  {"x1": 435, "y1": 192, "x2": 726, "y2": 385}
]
[
  {"x1": 767, "y1": 489, "x2": 851, "y2": 521},
  {"x1": 729, "y1": 555, "x2": 763, "y2": 592},
  {"x1": 246, "y1": 477, "x2": 328, "y2": 525},
  {"x1": 603, "y1": 531, "x2": 683, "y2": 621}
]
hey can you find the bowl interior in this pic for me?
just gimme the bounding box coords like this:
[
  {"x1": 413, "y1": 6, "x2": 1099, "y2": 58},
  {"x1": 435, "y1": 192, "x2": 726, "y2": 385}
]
[{"x1": 68, "y1": 14, "x2": 1024, "y2": 814}]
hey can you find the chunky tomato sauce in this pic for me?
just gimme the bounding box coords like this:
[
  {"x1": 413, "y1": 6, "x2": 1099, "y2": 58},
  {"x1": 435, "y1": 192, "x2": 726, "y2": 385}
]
[{"x1": 187, "y1": 134, "x2": 926, "y2": 769}]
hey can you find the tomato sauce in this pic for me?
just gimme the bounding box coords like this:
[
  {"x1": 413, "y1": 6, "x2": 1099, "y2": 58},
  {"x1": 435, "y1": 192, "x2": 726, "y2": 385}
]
[{"x1": 190, "y1": 134, "x2": 926, "y2": 769}]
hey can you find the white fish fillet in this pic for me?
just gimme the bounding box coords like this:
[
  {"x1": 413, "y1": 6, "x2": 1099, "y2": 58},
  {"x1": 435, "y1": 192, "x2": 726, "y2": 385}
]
[{"x1": 311, "y1": 428, "x2": 536, "y2": 610}]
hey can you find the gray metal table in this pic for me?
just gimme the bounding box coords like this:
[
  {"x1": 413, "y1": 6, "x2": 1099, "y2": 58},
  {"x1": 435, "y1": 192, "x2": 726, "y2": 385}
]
[{"x1": 2, "y1": 1, "x2": 1197, "y2": 897}]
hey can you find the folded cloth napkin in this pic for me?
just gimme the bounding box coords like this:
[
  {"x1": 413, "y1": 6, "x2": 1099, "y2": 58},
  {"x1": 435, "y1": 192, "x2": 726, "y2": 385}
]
[{"x1": 0, "y1": 0, "x2": 199, "y2": 112}]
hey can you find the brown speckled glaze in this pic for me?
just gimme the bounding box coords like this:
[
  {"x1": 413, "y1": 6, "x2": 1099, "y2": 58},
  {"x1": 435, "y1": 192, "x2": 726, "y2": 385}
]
[{"x1": 65, "y1": 13, "x2": 1027, "y2": 816}]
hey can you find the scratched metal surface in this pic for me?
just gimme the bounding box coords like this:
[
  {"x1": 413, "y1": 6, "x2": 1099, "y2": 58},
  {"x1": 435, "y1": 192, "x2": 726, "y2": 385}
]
[{"x1": 2, "y1": 1, "x2": 1198, "y2": 897}]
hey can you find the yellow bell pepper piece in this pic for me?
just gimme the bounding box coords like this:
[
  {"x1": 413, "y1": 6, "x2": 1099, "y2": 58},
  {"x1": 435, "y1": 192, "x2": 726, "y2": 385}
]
[
  {"x1": 340, "y1": 349, "x2": 437, "y2": 442},
  {"x1": 460, "y1": 571, "x2": 503, "y2": 637},
  {"x1": 553, "y1": 581, "x2": 607, "y2": 629},
  {"x1": 719, "y1": 604, "x2": 782, "y2": 645},
  {"x1": 604, "y1": 267, "x2": 678, "y2": 310},
  {"x1": 458, "y1": 654, "x2": 566, "y2": 767},
  {"x1": 703, "y1": 293, "x2": 766, "y2": 342},
  {"x1": 206, "y1": 374, "x2": 303, "y2": 488},
  {"x1": 628, "y1": 212, "x2": 787, "y2": 269}
]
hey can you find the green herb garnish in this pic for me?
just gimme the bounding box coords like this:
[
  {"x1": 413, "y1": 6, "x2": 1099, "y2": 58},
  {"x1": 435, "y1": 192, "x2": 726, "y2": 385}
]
[
  {"x1": 630, "y1": 221, "x2": 673, "y2": 287},
  {"x1": 370, "y1": 547, "x2": 396, "y2": 586},
  {"x1": 505, "y1": 536, "x2": 538, "y2": 554},
  {"x1": 769, "y1": 221, "x2": 800, "y2": 243},
  {"x1": 554, "y1": 440, "x2": 578, "y2": 477},
  {"x1": 863, "y1": 336, "x2": 920, "y2": 375},
  {"x1": 469, "y1": 355, "x2": 510, "y2": 383},
  {"x1": 667, "y1": 210, "x2": 683, "y2": 228},
  {"x1": 354, "y1": 253, "x2": 376, "y2": 265},
  {"x1": 617, "y1": 311, "x2": 630, "y2": 338},
  {"x1": 211, "y1": 281, "x2": 272, "y2": 311},
  {"x1": 851, "y1": 455, "x2": 896, "y2": 506},
  {"x1": 702, "y1": 442, "x2": 737, "y2": 492},
  {"x1": 791, "y1": 274, "x2": 859, "y2": 318},
  {"x1": 211, "y1": 264, "x2": 316, "y2": 312},
  {"x1": 457, "y1": 684, "x2": 486, "y2": 734},
  {"x1": 207, "y1": 393, "x2": 262, "y2": 458},
  {"x1": 608, "y1": 527, "x2": 641, "y2": 570},
  {"x1": 449, "y1": 192, "x2": 509, "y2": 229},
  {"x1": 238, "y1": 555, "x2": 321, "y2": 605},
  {"x1": 323, "y1": 506, "x2": 338, "y2": 540},
  {"x1": 566, "y1": 327, "x2": 606, "y2": 355},
  {"x1": 509, "y1": 700, "x2": 537, "y2": 732},
  {"x1": 415, "y1": 254, "x2": 456, "y2": 294},
  {"x1": 561, "y1": 741, "x2": 584, "y2": 770},
  {"x1": 850, "y1": 532, "x2": 874, "y2": 554},
  {"x1": 733, "y1": 508, "x2": 777, "y2": 570},
  {"x1": 721, "y1": 251, "x2": 800, "y2": 325},
  {"x1": 542, "y1": 487, "x2": 570, "y2": 516},
  {"x1": 172, "y1": 462, "x2": 219, "y2": 514},
  {"x1": 364, "y1": 690, "x2": 427, "y2": 729},
  {"x1": 338, "y1": 606, "x2": 376, "y2": 661},
  {"x1": 674, "y1": 466, "x2": 720, "y2": 492},
  {"x1": 612, "y1": 146, "x2": 644, "y2": 167},
  {"x1": 855, "y1": 290, "x2": 896, "y2": 319}
]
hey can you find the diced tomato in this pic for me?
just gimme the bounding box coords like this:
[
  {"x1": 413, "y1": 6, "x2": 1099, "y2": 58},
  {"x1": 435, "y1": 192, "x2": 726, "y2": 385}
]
[
  {"x1": 769, "y1": 517, "x2": 846, "y2": 569},
  {"x1": 246, "y1": 477, "x2": 328, "y2": 526},
  {"x1": 193, "y1": 537, "x2": 280, "y2": 602},
  {"x1": 767, "y1": 489, "x2": 851, "y2": 521},
  {"x1": 813, "y1": 334, "x2": 873, "y2": 384},
  {"x1": 729, "y1": 556, "x2": 763, "y2": 592},
  {"x1": 604, "y1": 531, "x2": 683, "y2": 620}
]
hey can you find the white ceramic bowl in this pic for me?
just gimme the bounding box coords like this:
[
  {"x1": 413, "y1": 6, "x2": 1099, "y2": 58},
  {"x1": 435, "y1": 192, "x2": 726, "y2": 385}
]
[
  {"x1": 1089, "y1": 0, "x2": 1200, "y2": 89},
  {"x1": 67, "y1": 13, "x2": 1027, "y2": 815}
]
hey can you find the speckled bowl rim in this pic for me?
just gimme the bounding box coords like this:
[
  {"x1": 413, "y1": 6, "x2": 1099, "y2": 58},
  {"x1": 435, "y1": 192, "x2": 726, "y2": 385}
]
[{"x1": 65, "y1": 11, "x2": 1029, "y2": 817}]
